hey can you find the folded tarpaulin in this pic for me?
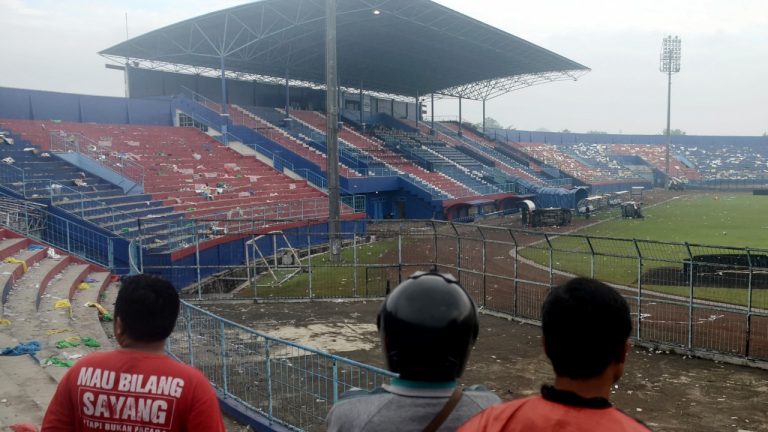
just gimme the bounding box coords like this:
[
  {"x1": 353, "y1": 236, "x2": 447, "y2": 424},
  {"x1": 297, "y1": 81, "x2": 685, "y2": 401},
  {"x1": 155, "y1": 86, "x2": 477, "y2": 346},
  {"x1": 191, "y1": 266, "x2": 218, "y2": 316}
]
[{"x1": 1, "y1": 341, "x2": 41, "y2": 356}]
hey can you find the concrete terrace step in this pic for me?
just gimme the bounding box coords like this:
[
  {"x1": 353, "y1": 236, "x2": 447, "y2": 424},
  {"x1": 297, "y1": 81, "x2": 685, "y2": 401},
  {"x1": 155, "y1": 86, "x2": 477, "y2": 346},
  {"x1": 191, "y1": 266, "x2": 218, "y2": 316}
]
[
  {"x1": 0, "y1": 261, "x2": 116, "y2": 430},
  {"x1": 38, "y1": 264, "x2": 90, "y2": 313},
  {"x1": 3, "y1": 256, "x2": 70, "y2": 327},
  {"x1": 0, "y1": 333, "x2": 59, "y2": 429},
  {"x1": 71, "y1": 272, "x2": 116, "y2": 350},
  {"x1": 36, "y1": 264, "x2": 91, "y2": 368},
  {"x1": 0, "y1": 238, "x2": 28, "y2": 261},
  {"x1": 0, "y1": 247, "x2": 49, "y2": 306}
]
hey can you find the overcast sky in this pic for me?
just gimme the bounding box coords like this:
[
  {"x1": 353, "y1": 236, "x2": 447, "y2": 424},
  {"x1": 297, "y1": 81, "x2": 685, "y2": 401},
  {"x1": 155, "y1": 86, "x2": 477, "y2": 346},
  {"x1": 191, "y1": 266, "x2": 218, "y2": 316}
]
[{"x1": 1, "y1": 0, "x2": 766, "y2": 136}]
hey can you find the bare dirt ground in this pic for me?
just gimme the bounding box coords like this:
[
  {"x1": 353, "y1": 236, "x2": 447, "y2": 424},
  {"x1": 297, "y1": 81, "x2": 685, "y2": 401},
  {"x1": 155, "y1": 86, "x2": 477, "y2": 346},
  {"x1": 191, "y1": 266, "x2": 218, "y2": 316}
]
[{"x1": 204, "y1": 300, "x2": 768, "y2": 432}]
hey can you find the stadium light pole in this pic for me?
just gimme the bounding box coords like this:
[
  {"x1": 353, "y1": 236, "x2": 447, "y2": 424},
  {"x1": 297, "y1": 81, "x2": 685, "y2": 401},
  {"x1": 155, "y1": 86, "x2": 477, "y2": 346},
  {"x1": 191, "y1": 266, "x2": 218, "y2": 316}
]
[
  {"x1": 326, "y1": 0, "x2": 341, "y2": 263},
  {"x1": 660, "y1": 35, "x2": 681, "y2": 179}
]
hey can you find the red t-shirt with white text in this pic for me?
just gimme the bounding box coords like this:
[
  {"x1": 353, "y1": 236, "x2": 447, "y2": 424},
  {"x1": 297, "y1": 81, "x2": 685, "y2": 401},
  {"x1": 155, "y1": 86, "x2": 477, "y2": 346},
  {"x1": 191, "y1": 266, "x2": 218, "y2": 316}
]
[{"x1": 42, "y1": 350, "x2": 226, "y2": 432}]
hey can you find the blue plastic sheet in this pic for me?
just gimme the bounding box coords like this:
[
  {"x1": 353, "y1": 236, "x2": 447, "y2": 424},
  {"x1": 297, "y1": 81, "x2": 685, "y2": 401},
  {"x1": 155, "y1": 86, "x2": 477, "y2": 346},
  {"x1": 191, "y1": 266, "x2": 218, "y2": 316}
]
[{"x1": 1, "y1": 341, "x2": 41, "y2": 356}]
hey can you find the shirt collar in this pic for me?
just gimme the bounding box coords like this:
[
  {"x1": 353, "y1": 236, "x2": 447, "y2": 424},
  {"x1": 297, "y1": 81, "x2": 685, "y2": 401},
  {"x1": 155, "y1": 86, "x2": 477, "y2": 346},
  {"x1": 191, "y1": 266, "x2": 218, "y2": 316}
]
[
  {"x1": 383, "y1": 379, "x2": 457, "y2": 397},
  {"x1": 541, "y1": 385, "x2": 612, "y2": 409}
]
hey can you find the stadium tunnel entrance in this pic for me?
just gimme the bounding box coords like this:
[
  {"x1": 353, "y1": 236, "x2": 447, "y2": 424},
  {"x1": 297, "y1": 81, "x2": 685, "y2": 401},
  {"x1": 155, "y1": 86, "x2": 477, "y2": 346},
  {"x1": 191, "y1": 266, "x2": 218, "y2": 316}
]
[{"x1": 443, "y1": 193, "x2": 529, "y2": 221}]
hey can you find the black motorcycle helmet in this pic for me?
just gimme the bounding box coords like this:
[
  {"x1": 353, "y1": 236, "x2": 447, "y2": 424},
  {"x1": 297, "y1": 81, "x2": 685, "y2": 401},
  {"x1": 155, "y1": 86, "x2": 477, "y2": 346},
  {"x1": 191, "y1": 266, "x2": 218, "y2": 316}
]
[{"x1": 378, "y1": 271, "x2": 479, "y2": 382}]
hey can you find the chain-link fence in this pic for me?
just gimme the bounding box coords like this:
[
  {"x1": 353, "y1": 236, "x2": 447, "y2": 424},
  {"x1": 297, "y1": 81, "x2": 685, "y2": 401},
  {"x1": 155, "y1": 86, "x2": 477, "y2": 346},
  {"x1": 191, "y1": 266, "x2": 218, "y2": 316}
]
[
  {"x1": 158, "y1": 219, "x2": 768, "y2": 363},
  {"x1": 159, "y1": 219, "x2": 767, "y2": 430},
  {"x1": 168, "y1": 302, "x2": 395, "y2": 432}
]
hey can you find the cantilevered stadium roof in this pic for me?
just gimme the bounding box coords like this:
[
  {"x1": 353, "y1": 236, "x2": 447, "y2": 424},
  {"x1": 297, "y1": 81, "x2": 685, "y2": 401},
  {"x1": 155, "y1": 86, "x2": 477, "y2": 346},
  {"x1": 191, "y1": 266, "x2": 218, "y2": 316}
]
[{"x1": 101, "y1": 0, "x2": 589, "y2": 100}]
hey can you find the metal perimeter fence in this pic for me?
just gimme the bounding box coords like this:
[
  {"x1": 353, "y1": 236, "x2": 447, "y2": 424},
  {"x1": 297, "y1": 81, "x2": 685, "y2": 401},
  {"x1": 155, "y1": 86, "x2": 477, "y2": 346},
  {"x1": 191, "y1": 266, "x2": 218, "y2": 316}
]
[{"x1": 157, "y1": 219, "x2": 768, "y2": 431}]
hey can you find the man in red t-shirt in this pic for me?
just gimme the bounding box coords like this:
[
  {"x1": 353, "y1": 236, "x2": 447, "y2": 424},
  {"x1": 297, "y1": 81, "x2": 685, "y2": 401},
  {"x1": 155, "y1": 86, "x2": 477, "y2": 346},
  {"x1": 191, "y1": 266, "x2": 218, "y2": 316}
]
[
  {"x1": 460, "y1": 277, "x2": 650, "y2": 432},
  {"x1": 42, "y1": 275, "x2": 225, "y2": 432}
]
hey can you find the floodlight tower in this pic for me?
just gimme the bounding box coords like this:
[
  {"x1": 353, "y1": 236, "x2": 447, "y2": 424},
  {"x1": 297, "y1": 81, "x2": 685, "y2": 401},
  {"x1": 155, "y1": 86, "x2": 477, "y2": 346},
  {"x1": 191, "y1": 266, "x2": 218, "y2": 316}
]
[{"x1": 660, "y1": 35, "x2": 681, "y2": 178}]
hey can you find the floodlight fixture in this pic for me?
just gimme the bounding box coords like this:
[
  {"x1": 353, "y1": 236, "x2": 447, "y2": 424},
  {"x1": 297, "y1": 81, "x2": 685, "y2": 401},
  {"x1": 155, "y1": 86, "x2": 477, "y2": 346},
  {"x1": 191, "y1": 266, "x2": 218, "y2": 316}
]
[
  {"x1": 660, "y1": 35, "x2": 681, "y2": 73},
  {"x1": 660, "y1": 35, "x2": 682, "y2": 178}
]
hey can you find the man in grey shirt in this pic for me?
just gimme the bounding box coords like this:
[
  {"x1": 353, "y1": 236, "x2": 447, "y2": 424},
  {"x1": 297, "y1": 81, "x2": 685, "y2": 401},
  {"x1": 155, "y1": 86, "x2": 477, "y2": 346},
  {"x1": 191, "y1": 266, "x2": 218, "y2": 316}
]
[{"x1": 327, "y1": 271, "x2": 501, "y2": 431}]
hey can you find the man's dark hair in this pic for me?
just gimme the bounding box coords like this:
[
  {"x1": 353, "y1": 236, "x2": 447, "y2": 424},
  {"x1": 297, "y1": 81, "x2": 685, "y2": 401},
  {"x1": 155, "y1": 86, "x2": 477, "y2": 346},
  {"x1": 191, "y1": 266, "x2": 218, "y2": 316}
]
[
  {"x1": 542, "y1": 277, "x2": 631, "y2": 379},
  {"x1": 114, "y1": 274, "x2": 180, "y2": 342}
]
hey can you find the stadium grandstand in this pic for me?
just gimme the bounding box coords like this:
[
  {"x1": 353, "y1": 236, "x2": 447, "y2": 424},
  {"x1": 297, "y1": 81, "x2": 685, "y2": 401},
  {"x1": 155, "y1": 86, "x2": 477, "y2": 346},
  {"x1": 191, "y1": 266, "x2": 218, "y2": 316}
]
[{"x1": 2, "y1": 0, "x2": 768, "y2": 430}]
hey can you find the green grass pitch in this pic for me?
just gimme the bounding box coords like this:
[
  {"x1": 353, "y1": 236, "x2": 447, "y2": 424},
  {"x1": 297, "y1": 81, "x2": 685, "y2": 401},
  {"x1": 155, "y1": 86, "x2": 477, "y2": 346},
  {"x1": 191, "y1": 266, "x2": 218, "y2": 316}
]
[
  {"x1": 520, "y1": 193, "x2": 768, "y2": 308},
  {"x1": 572, "y1": 193, "x2": 768, "y2": 247}
]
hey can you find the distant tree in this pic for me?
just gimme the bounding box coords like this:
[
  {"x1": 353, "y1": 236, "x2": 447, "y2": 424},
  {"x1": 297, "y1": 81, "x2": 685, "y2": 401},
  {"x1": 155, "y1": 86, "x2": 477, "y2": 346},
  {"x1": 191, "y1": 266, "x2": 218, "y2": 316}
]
[
  {"x1": 763, "y1": 131, "x2": 767, "y2": 136},
  {"x1": 561, "y1": 129, "x2": 571, "y2": 133},
  {"x1": 484, "y1": 117, "x2": 502, "y2": 129},
  {"x1": 663, "y1": 128, "x2": 686, "y2": 135},
  {"x1": 536, "y1": 127, "x2": 551, "y2": 132},
  {"x1": 586, "y1": 130, "x2": 608, "y2": 134},
  {"x1": 472, "y1": 117, "x2": 502, "y2": 131}
]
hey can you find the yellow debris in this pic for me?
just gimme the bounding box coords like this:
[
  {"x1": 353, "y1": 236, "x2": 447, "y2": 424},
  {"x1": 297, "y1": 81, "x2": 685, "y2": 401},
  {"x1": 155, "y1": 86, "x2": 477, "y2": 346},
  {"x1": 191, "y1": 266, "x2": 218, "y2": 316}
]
[
  {"x1": 54, "y1": 299, "x2": 72, "y2": 310},
  {"x1": 77, "y1": 282, "x2": 91, "y2": 291},
  {"x1": 3, "y1": 257, "x2": 28, "y2": 273},
  {"x1": 84, "y1": 302, "x2": 109, "y2": 316},
  {"x1": 47, "y1": 328, "x2": 72, "y2": 335},
  {"x1": 0, "y1": 319, "x2": 11, "y2": 326}
]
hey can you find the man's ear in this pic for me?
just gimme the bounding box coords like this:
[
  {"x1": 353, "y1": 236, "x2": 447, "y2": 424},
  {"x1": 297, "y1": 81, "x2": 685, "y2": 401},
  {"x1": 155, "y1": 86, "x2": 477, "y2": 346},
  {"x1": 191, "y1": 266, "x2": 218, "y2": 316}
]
[
  {"x1": 618, "y1": 339, "x2": 630, "y2": 364},
  {"x1": 114, "y1": 317, "x2": 125, "y2": 338}
]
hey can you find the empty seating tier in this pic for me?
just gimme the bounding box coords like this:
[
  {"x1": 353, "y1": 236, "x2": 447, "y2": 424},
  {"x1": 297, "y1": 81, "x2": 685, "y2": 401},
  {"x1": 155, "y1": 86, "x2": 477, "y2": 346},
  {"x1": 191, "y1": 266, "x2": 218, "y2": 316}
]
[{"x1": 1, "y1": 119, "x2": 338, "y2": 250}]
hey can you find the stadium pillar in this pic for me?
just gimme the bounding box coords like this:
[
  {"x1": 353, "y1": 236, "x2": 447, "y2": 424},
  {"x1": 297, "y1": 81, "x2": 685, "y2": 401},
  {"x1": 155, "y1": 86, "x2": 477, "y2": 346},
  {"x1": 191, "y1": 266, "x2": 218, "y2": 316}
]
[
  {"x1": 458, "y1": 96, "x2": 462, "y2": 136},
  {"x1": 220, "y1": 55, "x2": 229, "y2": 145},
  {"x1": 482, "y1": 98, "x2": 486, "y2": 134},
  {"x1": 430, "y1": 93, "x2": 435, "y2": 135},
  {"x1": 124, "y1": 60, "x2": 131, "y2": 98},
  {"x1": 359, "y1": 82, "x2": 364, "y2": 128},
  {"x1": 285, "y1": 71, "x2": 290, "y2": 117},
  {"x1": 415, "y1": 91, "x2": 419, "y2": 128},
  {"x1": 325, "y1": 0, "x2": 341, "y2": 263},
  {"x1": 219, "y1": 56, "x2": 228, "y2": 115}
]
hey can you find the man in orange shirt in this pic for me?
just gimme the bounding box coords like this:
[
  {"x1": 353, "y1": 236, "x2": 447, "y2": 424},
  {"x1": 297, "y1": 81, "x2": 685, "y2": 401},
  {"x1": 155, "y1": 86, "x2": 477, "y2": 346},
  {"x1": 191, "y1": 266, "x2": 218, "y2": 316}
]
[
  {"x1": 460, "y1": 277, "x2": 650, "y2": 431},
  {"x1": 42, "y1": 275, "x2": 226, "y2": 432}
]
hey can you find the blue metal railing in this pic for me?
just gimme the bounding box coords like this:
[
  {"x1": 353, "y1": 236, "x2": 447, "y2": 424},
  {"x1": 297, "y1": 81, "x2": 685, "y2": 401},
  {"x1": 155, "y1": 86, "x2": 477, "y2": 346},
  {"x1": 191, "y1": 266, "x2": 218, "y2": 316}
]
[
  {"x1": 169, "y1": 302, "x2": 395, "y2": 431},
  {"x1": 49, "y1": 131, "x2": 145, "y2": 190},
  {"x1": 0, "y1": 202, "x2": 118, "y2": 269}
]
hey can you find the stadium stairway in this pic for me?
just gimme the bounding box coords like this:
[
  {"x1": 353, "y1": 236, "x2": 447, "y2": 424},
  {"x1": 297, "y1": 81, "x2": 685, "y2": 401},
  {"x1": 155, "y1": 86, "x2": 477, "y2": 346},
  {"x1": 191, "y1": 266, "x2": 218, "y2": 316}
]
[
  {"x1": 288, "y1": 109, "x2": 476, "y2": 198},
  {"x1": 0, "y1": 228, "x2": 118, "y2": 428},
  {"x1": 228, "y1": 104, "x2": 360, "y2": 178},
  {"x1": 239, "y1": 105, "x2": 378, "y2": 173},
  {"x1": 434, "y1": 122, "x2": 547, "y2": 185}
]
